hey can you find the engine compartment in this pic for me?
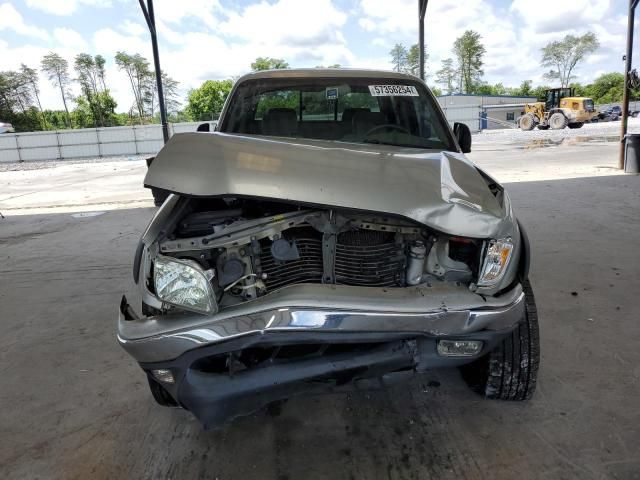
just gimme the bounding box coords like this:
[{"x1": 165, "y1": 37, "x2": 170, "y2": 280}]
[{"x1": 148, "y1": 197, "x2": 482, "y2": 309}]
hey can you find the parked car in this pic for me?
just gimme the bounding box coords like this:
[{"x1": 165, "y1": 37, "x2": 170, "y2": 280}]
[
  {"x1": 595, "y1": 105, "x2": 622, "y2": 122},
  {"x1": 0, "y1": 121, "x2": 15, "y2": 133},
  {"x1": 609, "y1": 105, "x2": 640, "y2": 117},
  {"x1": 119, "y1": 69, "x2": 540, "y2": 428}
]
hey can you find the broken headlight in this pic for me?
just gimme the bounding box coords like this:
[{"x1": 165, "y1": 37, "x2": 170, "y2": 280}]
[
  {"x1": 153, "y1": 256, "x2": 216, "y2": 314},
  {"x1": 477, "y1": 238, "x2": 513, "y2": 287}
]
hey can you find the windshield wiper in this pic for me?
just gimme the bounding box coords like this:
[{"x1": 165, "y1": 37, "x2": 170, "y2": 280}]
[{"x1": 362, "y1": 138, "x2": 432, "y2": 149}]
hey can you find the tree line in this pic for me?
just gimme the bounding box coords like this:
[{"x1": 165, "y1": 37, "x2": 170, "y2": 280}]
[
  {"x1": 0, "y1": 51, "x2": 183, "y2": 132},
  {"x1": 405, "y1": 30, "x2": 622, "y2": 103},
  {"x1": 1, "y1": 36, "x2": 633, "y2": 133}
]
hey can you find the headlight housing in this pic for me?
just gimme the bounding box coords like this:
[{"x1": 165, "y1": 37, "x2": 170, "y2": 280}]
[
  {"x1": 153, "y1": 256, "x2": 216, "y2": 314},
  {"x1": 478, "y1": 238, "x2": 513, "y2": 287}
]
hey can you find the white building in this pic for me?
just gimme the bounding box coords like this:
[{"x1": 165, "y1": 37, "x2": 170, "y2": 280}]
[{"x1": 436, "y1": 94, "x2": 538, "y2": 131}]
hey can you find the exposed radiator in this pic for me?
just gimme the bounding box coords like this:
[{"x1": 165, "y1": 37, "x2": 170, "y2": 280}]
[{"x1": 260, "y1": 229, "x2": 406, "y2": 290}]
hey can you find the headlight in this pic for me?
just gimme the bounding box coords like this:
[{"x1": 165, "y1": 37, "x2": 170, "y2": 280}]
[
  {"x1": 153, "y1": 256, "x2": 216, "y2": 314},
  {"x1": 478, "y1": 238, "x2": 513, "y2": 287}
]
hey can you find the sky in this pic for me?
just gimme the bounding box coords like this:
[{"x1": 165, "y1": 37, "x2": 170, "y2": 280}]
[{"x1": 0, "y1": 0, "x2": 635, "y2": 112}]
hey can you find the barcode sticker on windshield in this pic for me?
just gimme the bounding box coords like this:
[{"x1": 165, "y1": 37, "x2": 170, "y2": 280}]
[{"x1": 368, "y1": 85, "x2": 419, "y2": 96}]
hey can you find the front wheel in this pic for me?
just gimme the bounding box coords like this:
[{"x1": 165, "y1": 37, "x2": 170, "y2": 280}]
[
  {"x1": 461, "y1": 280, "x2": 540, "y2": 401},
  {"x1": 549, "y1": 112, "x2": 568, "y2": 129},
  {"x1": 519, "y1": 114, "x2": 536, "y2": 131}
]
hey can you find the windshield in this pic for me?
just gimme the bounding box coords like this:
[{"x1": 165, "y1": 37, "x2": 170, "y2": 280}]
[{"x1": 220, "y1": 77, "x2": 456, "y2": 151}]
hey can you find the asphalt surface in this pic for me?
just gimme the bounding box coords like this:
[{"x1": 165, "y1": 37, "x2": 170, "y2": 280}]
[{"x1": 1, "y1": 136, "x2": 639, "y2": 479}]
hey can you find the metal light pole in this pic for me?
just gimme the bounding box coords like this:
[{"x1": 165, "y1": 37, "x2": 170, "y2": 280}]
[
  {"x1": 418, "y1": 0, "x2": 428, "y2": 81},
  {"x1": 139, "y1": 0, "x2": 169, "y2": 144},
  {"x1": 619, "y1": 0, "x2": 639, "y2": 169}
]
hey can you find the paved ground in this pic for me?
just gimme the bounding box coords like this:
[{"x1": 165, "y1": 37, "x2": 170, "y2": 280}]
[{"x1": 1, "y1": 134, "x2": 639, "y2": 479}]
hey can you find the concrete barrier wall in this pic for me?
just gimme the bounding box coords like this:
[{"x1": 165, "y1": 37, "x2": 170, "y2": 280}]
[
  {"x1": 0, "y1": 121, "x2": 217, "y2": 163},
  {"x1": 0, "y1": 108, "x2": 483, "y2": 163}
]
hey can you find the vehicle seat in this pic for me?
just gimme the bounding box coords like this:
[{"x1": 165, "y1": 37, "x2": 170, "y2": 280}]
[
  {"x1": 352, "y1": 111, "x2": 386, "y2": 138},
  {"x1": 341, "y1": 108, "x2": 370, "y2": 124},
  {"x1": 262, "y1": 108, "x2": 298, "y2": 137}
]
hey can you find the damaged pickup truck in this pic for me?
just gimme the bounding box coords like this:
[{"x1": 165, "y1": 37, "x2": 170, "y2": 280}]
[{"x1": 118, "y1": 69, "x2": 539, "y2": 428}]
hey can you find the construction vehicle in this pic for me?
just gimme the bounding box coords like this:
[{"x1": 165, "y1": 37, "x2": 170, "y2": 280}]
[{"x1": 519, "y1": 87, "x2": 598, "y2": 131}]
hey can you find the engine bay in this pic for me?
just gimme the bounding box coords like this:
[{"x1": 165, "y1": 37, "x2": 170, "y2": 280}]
[{"x1": 147, "y1": 197, "x2": 482, "y2": 309}]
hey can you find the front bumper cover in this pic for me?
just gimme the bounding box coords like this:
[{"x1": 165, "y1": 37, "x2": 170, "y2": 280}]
[
  {"x1": 119, "y1": 282, "x2": 525, "y2": 363},
  {"x1": 118, "y1": 283, "x2": 525, "y2": 428}
]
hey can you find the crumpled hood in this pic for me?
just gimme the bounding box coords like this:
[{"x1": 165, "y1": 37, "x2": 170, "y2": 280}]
[{"x1": 145, "y1": 132, "x2": 512, "y2": 238}]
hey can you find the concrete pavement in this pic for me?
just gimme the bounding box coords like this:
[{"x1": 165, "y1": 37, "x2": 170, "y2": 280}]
[{"x1": 1, "y1": 139, "x2": 639, "y2": 479}]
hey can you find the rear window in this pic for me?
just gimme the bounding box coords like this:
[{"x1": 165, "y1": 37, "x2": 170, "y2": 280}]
[{"x1": 221, "y1": 77, "x2": 455, "y2": 151}]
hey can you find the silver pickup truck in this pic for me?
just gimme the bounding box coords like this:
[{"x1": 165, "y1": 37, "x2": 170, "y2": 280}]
[{"x1": 118, "y1": 69, "x2": 539, "y2": 428}]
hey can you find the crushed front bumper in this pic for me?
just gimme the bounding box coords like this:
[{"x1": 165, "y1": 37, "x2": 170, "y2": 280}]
[{"x1": 118, "y1": 283, "x2": 525, "y2": 427}]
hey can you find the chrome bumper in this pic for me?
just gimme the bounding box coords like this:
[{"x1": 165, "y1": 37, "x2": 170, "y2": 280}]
[{"x1": 118, "y1": 283, "x2": 525, "y2": 363}]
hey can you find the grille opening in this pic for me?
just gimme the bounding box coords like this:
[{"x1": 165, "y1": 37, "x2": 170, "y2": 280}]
[{"x1": 259, "y1": 227, "x2": 406, "y2": 291}]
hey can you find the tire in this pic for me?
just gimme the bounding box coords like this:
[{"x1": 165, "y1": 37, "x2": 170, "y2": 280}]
[
  {"x1": 519, "y1": 113, "x2": 536, "y2": 131},
  {"x1": 148, "y1": 377, "x2": 179, "y2": 407},
  {"x1": 537, "y1": 125, "x2": 550, "y2": 130},
  {"x1": 461, "y1": 280, "x2": 540, "y2": 401},
  {"x1": 549, "y1": 112, "x2": 568, "y2": 129},
  {"x1": 568, "y1": 122, "x2": 584, "y2": 129}
]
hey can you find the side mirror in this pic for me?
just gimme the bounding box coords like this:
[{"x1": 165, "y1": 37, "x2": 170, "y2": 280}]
[
  {"x1": 453, "y1": 122, "x2": 472, "y2": 153},
  {"x1": 196, "y1": 122, "x2": 210, "y2": 132}
]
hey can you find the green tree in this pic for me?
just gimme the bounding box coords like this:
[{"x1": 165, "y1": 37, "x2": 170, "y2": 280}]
[
  {"x1": 475, "y1": 83, "x2": 507, "y2": 96},
  {"x1": 251, "y1": 57, "x2": 289, "y2": 71},
  {"x1": 430, "y1": 86, "x2": 442, "y2": 97},
  {"x1": 541, "y1": 32, "x2": 599, "y2": 88},
  {"x1": 531, "y1": 84, "x2": 552, "y2": 101},
  {"x1": 516, "y1": 80, "x2": 533, "y2": 97},
  {"x1": 0, "y1": 71, "x2": 32, "y2": 114},
  {"x1": 389, "y1": 43, "x2": 408, "y2": 73},
  {"x1": 453, "y1": 30, "x2": 486, "y2": 94},
  {"x1": 75, "y1": 53, "x2": 105, "y2": 126},
  {"x1": 20, "y1": 64, "x2": 47, "y2": 129},
  {"x1": 41, "y1": 52, "x2": 72, "y2": 127},
  {"x1": 186, "y1": 79, "x2": 234, "y2": 121},
  {"x1": 95, "y1": 55, "x2": 107, "y2": 91},
  {"x1": 584, "y1": 72, "x2": 625, "y2": 104},
  {"x1": 435, "y1": 58, "x2": 457, "y2": 94},
  {"x1": 72, "y1": 90, "x2": 118, "y2": 128},
  {"x1": 115, "y1": 51, "x2": 152, "y2": 122},
  {"x1": 145, "y1": 72, "x2": 181, "y2": 119},
  {"x1": 406, "y1": 44, "x2": 426, "y2": 77},
  {"x1": 42, "y1": 110, "x2": 73, "y2": 129},
  {"x1": 158, "y1": 72, "x2": 181, "y2": 116}
]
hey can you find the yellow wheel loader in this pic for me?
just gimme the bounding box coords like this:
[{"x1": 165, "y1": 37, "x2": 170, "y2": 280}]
[{"x1": 519, "y1": 88, "x2": 598, "y2": 131}]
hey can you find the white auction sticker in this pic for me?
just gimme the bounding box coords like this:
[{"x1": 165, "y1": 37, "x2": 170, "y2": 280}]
[{"x1": 368, "y1": 85, "x2": 419, "y2": 96}]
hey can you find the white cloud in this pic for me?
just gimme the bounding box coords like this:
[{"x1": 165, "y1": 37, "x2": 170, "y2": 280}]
[
  {"x1": 0, "y1": 2, "x2": 49, "y2": 40},
  {"x1": 220, "y1": 0, "x2": 347, "y2": 48},
  {"x1": 53, "y1": 27, "x2": 88, "y2": 50},
  {"x1": 511, "y1": 0, "x2": 611, "y2": 34},
  {"x1": 357, "y1": 0, "x2": 415, "y2": 34},
  {"x1": 0, "y1": 39, "x2": 81, "y2": 110},
  {"x1": 2, "y1": 0, "x2": 631, "y2": 113},
  {"x1": 357, "y1": 0, "x2": 532, "y2": 84},
  {"x1": 153, "y1": 0, "x2": 223, "y2": 29},
  {"x1": 119, "y1": 19, "x2": 146, "y2": 37},
  {"x1": 25, "y1": 0, "x2": 112, "y2": 16}
]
